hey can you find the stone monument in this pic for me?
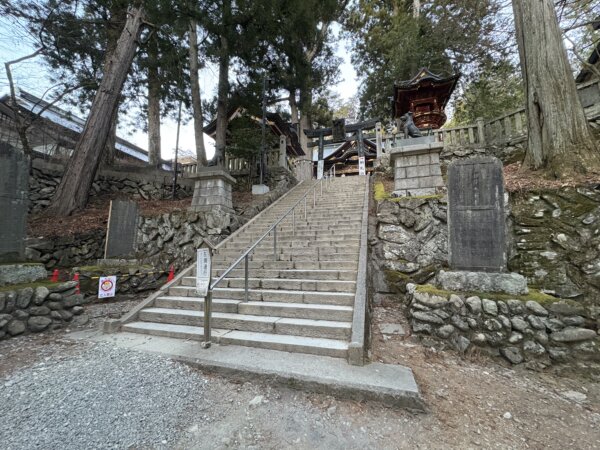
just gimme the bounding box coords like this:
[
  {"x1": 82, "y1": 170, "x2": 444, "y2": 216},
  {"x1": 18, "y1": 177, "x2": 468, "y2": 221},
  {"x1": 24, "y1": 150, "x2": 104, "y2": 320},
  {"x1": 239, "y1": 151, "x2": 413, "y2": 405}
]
[
  {"x1": 189, "y1": 167, "x2": 236, "y2": 214},
  {"x1": 389, "y1": 135, "x2": 444, "y2": 197},
  {"x1": 438, "y1": 156, "x2": 527, "y2": 295},
  {"x1": 0, "y1": 143, "x2": 29, "y2": 263},
  {"x1": 104, "y1": 200, "x2": 139, "y2": 259}
]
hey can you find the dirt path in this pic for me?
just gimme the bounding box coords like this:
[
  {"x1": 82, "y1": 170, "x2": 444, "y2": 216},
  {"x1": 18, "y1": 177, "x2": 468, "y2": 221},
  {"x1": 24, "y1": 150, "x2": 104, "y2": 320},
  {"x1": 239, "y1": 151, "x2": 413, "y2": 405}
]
[{"x1": 1, "y1": 299, "x2": 599, "y2": 449}]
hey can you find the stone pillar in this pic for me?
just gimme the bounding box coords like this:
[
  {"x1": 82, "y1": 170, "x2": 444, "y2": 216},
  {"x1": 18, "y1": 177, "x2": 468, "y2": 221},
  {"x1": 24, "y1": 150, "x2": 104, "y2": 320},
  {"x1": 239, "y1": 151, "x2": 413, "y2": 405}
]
[
  {"x1": 189, "y1": 168, "x2": 236, "y2": 214},
  {"x1": 0, "y1": 143, "x2": 28, "y2": 263},
  {"x1": 476, "y1": 117, "x2": 486, "y2": 145},
  {"x1": 389, "y1": 137, "x2": 444, "y2": 197},
  {"x1": 375, "y1": 121, "x2": 383, "y2": 159},
  {"x1": 279, "y1": 135, "x2": 287, "y2": 169}
]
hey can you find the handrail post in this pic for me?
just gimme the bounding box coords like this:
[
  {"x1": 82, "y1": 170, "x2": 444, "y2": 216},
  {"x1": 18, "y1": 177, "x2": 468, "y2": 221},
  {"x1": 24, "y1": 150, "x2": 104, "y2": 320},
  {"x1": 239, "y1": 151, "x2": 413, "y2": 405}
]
[
  {"x1": 273, "y1": 226, "x2": 277, "y2": 261},
  {"x1": 320, "y1": 179, "x2": 323, "y2": 196},
  {"x1": 292, "y1": 208, "x2": 296, "y2": 237},
  {"x1": 203, "y1": 289, "x2": 212, "y2": 346},
  {"x1": 304, "y1": 196, "x2": 307, "y2": 220},
  {"x1": 244, "y1": 254, "x2": 249, "y2": 302}
]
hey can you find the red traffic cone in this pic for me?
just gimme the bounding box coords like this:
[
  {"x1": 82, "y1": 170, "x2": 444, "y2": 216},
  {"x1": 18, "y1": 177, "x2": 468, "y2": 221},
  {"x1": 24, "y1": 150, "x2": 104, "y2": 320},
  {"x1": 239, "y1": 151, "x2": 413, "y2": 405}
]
[
  {"x1": 73, "y1": 272, "x2": 80, "y2": 295},
  {"x1": 167, "y1": 265, "x2": 175, "y2": 282},
  {"x1": 50, "y1": 269, "x2": 59, "y2": 282}
]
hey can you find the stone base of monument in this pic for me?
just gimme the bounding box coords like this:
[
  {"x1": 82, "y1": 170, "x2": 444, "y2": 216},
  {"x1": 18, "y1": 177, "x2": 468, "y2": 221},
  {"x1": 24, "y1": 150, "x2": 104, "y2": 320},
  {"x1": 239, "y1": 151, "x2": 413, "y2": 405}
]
[
  {"x1": 189, "y1": 168, "x2": 235, "y2": 213},
  {"x1": 252, "y1": 184, "x2": 270, "y2": 195},
  {"x1": 96, "y1": 258, "x2": 139, "y2": 267},
  {"x1": 436, "y1": 270, "x2": 528, "y2": 296},
  {"x1": 389, "y1": 138, "x2": 444, "y2": 197},
  {"x1": 0, "y1": 263, "x2": 48, "y2": 287}
]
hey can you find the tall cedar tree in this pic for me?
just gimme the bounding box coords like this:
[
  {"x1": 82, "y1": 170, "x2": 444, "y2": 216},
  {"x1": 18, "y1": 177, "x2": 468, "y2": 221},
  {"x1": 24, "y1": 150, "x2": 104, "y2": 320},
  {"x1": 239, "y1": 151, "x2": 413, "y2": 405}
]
[{"x1": 512, "y1": 0, "x2": 600, "y2": 177}]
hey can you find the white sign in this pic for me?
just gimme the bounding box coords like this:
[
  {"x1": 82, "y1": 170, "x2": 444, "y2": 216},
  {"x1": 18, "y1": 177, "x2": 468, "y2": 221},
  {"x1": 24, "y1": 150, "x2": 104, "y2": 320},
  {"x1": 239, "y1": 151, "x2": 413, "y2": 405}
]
[
  {"x1": 358, "y1": 156, "x2": 366, "y2": 176},
  {"x1": 98, "y1": 276, "x2": 117, "y2": 299},
  {"x1": 196, "y1": 248, "x2": 212, "y2": 296},
  {"x1": 317, "y1": 160, "x2": 324, "y2": 180}
]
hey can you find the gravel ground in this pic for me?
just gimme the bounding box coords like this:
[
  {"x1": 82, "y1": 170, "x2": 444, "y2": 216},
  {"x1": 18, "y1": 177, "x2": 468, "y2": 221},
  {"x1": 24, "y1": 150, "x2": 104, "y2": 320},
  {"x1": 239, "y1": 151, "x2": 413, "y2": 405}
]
[
  {"x1": 1, "y1": 298, "x2": 599, "y2": 449},
  {"x1": 0, "y1": 342, "x2": 207, "y2": 450}
]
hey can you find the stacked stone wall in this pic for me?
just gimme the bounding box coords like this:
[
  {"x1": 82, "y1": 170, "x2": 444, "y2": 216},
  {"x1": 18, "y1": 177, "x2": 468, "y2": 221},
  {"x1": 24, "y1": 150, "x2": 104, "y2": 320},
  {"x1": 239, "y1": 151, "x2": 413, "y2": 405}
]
[
  {"x1": 29, "y1": 159, "x2": 194, "y2": 212},
  {"x1": 406, "y1": 284, "x2": 599, "y2": 375},
  {"x1": 0, "y1": 281, "x2": 90, "y2": 341}
]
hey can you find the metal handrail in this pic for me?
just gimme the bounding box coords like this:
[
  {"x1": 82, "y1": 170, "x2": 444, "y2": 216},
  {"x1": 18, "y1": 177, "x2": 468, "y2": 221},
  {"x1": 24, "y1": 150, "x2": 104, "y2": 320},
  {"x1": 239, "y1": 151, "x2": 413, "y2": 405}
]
[{"x1": 201, "y1": 166, "x2": 336, "y2": 347}]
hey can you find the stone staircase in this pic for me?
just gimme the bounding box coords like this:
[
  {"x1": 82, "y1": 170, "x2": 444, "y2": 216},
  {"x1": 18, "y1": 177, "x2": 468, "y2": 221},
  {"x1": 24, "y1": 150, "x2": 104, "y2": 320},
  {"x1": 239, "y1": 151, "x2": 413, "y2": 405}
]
[{"x1": 118, "y1": 176, "x2": 368, "y2": 360}]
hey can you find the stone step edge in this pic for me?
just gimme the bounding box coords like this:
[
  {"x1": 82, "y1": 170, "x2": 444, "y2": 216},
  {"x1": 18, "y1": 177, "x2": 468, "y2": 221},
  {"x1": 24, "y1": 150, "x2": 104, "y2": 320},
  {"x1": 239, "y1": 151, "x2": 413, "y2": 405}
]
[
  {"x1": 122, "y1": 322, "x2": 350, "y2": 350},
  {"x1": 140, "y1": 307, "x2": 352, "y2": 327},
  {"x1": 86, "y1": 331, "x2": 425, "y2": 411}
]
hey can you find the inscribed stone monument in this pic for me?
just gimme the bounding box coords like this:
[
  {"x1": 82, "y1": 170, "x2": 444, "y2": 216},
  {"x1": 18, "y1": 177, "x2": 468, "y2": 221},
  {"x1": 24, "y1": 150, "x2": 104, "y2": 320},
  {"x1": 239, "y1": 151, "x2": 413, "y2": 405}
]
[
  {"x1": 104, "y1": 200, "x2": 138, "y2": 258},
  {"x1": 440, "y1": 156, "x2": 527, "y2": 295},
  {"x1": 447, "y1": 156, "x2": 505, "y2": 271},
  {"x1": 0, "y1": 143, "x2": 29, "y2": 262}
]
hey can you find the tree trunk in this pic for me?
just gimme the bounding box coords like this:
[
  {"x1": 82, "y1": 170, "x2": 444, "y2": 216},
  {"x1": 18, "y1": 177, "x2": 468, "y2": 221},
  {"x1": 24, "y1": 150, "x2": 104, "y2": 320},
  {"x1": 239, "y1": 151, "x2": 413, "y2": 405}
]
[
  {"x1": 147, "y1": 41, "x2": 161, "y2": 168},
  {"x1": 512, "y1": 0, "x2": 600, "y2": 177},
  {"x1": 189, "y1": 18, "x2": 208, "y2": 166},
  {"x1": 47, "y1": 7, "x2": 147, "y2": 216},
  {"x1": 103, "y1": 108, "x2": 118, "y2": 166},
  {"x1": 213, "y1": 19, "x2": 230, "y2": 167}
]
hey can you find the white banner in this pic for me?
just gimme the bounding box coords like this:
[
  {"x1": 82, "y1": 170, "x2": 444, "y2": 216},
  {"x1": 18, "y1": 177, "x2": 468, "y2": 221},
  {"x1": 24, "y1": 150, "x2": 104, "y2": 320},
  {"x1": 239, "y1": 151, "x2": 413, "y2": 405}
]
[
  {"x1": 317, "y1": 160, "x2": 324, "y2": 180},
  {"x1": 358, "y1": 156, "x2": 366, "y2": 176},
  {"x1": 196, "y1": 248, "x2": 212, "y2": 296},
  {"x1": 98, "y1": 276, "x2": 117, "y2": 299}
]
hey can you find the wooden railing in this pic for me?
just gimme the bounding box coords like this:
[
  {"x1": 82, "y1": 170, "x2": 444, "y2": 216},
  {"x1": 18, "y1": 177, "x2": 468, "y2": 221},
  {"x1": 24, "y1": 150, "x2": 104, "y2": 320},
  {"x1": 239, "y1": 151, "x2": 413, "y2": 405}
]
[{"x1": 180, "y1": 149, "x2": 281, "y2": 176}]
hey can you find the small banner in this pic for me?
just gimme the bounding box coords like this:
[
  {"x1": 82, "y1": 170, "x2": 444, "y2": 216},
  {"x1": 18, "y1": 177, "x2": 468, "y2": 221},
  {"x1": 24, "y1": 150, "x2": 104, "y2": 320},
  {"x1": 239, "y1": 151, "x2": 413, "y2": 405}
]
[
  {"x1": 98, "y1": 276, "x2": 117, "y2": 299},
  {"x1": 196, "y1": 248, "x2": 212, "y2": 296},
  {"x1": 358, "y1": 156, "x2": 366, "y2": 176}
]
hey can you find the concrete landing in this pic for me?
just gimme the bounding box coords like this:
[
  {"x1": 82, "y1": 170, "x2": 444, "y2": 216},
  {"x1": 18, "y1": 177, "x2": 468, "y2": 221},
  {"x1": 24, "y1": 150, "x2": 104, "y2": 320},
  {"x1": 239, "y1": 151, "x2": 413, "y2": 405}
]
[{"x1": 68, "y1": 330, "x2": 425, "y2": 411}]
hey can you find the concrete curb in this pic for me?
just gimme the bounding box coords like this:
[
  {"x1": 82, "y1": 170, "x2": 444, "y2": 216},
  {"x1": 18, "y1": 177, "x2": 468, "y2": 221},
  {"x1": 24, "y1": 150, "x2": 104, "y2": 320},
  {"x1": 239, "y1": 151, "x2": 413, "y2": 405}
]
[{"x1": 348, "y1": 174, "x2": 370, "y2": 365}]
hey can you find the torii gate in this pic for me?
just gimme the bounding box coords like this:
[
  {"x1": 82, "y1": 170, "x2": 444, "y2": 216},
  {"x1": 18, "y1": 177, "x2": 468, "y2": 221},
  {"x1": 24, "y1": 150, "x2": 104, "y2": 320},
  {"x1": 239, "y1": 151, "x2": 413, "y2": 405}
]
[{"x1": 304, "y1": 118, "x2": 383, "y2": 179}]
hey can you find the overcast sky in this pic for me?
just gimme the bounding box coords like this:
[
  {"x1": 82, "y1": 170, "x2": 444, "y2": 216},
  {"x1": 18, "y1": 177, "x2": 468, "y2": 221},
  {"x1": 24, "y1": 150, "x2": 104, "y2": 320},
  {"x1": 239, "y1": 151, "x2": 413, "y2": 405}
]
[{"x1": 0, "y1": 18, "x2": 358, "y2": 161}]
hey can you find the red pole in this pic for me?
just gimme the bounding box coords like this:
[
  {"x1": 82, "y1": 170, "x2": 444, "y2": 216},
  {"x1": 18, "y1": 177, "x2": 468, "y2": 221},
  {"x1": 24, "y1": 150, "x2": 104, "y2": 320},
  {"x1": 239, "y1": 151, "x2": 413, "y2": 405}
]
[
  {"x1": 50, "y1": 269, "x2": 59, "y2": 282},
  {"x1": 167, "y1": 265, "x2": 174, "y2": 282},
  {"x1": 73, "y1": 272, "x2": 80, "y2": 294}
]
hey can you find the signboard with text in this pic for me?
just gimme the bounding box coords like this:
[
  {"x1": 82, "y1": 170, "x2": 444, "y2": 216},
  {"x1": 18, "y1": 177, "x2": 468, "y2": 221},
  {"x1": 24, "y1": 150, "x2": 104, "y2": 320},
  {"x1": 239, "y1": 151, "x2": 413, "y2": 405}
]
[
  {"x1": 317, "y1": 160, "x2": 324, "y2": 180},
  {"x1": 358, "y1": 156, "x2": 366, "y2": 176},
  {"x1": 196, "y1": 248, "x2": 212, "y2": 296}
]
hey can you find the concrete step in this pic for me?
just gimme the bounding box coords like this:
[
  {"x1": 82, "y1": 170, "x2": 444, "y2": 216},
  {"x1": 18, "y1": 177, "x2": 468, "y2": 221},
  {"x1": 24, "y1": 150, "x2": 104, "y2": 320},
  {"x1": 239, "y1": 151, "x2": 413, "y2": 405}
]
[
  {"x1": 238, "y1": 301, "x2": 353, "y2": 321},
  {"x1": 213, "y1": 252, "x2": 358, "y2": 264},
  {"x1": 211, "y1": 287, "x2": 355, "y2": 305},
  {"x1": 218, "y1": 260, "x2": 357, "y2": 271},
  {"x1": 137, "y1": 308, "x2": 351, "y2": 339},
  {"x1": 154, "y1": 296, "x2": 240, "y2": 313},
  {"x1": 181, "y1": 277, "x2": 356, "y2": 293},
  {"x1": 222, "y1": 237, "x2": 361, "y2": 248},
  {"x1": 215, "y1": 246, "x2": 359, "y2": 258},
  {"x1": 213, "y1": 268, "x2": 357, "y2": 281},
  {"x1": 220, "y1": 330, "x2": 348, "y2": 358},
  {"x1": 220, "y1": 240, "x2": 361, "y2": 252}
]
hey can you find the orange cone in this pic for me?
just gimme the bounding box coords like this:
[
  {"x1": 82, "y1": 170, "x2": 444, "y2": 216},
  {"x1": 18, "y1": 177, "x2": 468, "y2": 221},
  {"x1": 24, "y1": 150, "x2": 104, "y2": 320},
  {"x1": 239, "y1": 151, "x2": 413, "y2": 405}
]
[
  {"x1": 167, "y1": 265, "x2": 174, "y2": 282},
  {"x1": 50, "y1": 269, "x2": 59, "y2": 282},
  {"x1": 73, "y1": 272, "x2": 80, "y2": 294}
]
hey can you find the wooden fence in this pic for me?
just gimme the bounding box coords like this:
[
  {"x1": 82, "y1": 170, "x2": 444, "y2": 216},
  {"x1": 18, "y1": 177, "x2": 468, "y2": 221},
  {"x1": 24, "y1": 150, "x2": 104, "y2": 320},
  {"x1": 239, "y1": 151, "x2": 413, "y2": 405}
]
[{"x1": 180, "y1": 149, "x2": 281, "y2": 176}]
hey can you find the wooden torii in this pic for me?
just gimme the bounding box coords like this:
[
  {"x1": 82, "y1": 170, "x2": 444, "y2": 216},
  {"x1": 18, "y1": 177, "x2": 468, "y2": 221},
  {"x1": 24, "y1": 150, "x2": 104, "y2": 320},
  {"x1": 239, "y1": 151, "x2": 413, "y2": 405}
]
[{"x1": 304, "y1": 118, "x2": 381, "y2": 178}]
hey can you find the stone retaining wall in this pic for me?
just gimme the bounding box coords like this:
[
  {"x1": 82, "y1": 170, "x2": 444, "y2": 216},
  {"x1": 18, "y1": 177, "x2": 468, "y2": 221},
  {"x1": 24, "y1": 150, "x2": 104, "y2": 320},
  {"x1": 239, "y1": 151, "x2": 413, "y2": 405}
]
[
  {"x1": 508, "y1": 187, "x2": 600, "y2": 304},
  {"x1": 370, "y1": 192, "x2": 448, "y2": 303},
  {"x1": 406, "y1": 284, "x2": 600, "y2": 375},
  {"x1": 26, "y1": 170, "x2": 296, "y2": 271},
  {"x1": 0, "y1": 281, "x2": 90, "y2": 341},
  {"x1": 29, "y1": 159, "x2": 195, "y2": 212}
]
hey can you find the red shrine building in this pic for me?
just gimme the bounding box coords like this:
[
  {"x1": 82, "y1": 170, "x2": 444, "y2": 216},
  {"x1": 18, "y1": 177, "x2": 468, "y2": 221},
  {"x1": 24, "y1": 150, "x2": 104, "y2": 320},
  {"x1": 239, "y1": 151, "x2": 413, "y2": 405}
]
[{"x1": 392, "y1": 68, "x2": 460, "y2": 130}]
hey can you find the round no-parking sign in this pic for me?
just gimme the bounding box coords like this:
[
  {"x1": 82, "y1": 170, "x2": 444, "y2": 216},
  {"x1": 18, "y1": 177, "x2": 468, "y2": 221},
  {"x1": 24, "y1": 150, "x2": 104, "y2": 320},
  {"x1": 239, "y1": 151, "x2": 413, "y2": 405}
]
[{"x1": 98, "y1": 276, "x2": 117, "y2": 298}]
